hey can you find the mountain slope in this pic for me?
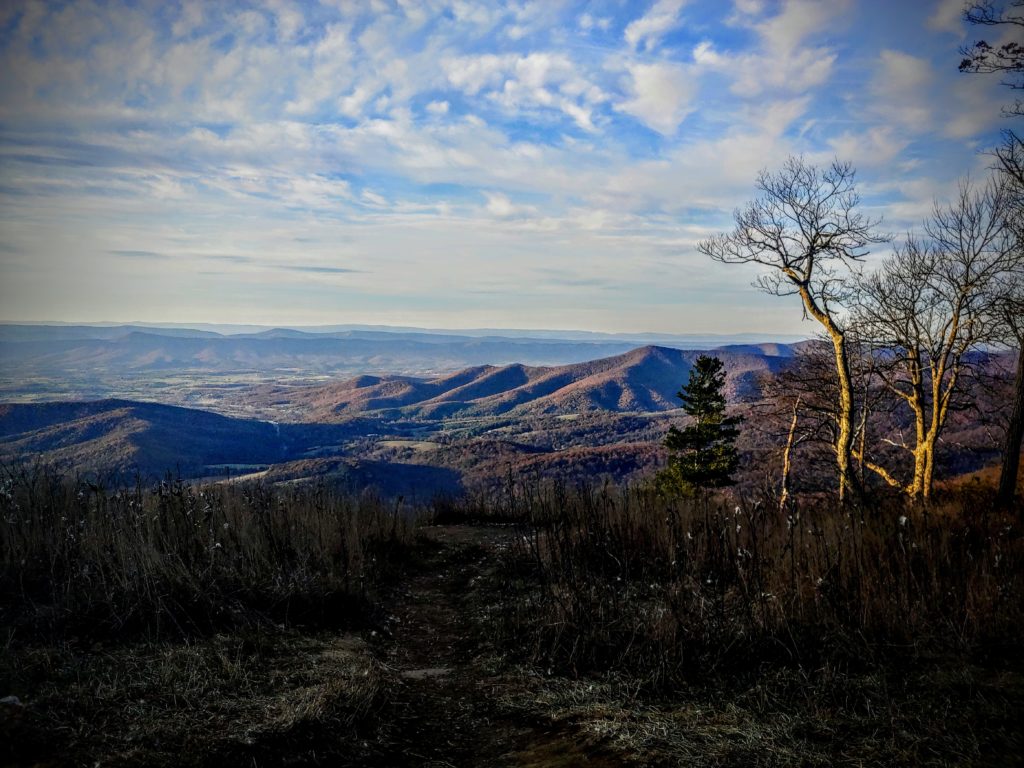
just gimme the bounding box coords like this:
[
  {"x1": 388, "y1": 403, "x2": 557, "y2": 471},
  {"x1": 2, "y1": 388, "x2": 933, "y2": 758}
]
[
  {"x1": 0, "y1": 329, "x2": 642, "y2": 377},
  {"x1": 276, "y1": 344, "x2": 795, "y2": 421},
  {"x1": 0, "y1": 400, "x2": 356, "y2": 477},
  {"x1": 0, "y1": 344, "x2": 797, "y2": 480}
]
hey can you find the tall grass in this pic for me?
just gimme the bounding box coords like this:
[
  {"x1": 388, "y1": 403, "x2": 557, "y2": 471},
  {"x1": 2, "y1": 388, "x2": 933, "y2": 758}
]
[
  {"x1": 497, "y1": 483, "x2": 1023, "y2": 687},
  {"x1": 0, "y1": 465, "x2": 416, "y2": 640}
]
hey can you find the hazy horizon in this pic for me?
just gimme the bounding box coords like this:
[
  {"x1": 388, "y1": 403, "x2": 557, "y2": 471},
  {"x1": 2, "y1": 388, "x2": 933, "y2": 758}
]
[{"x1": 0, "y1": 318, "x2": 811, "y2": 341}]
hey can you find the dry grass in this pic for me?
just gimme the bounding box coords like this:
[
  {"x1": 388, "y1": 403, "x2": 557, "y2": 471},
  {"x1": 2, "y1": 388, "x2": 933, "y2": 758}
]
[
  {"x1": 491, "y1": 662, "x2": 1024, "y2": 766},
  {"x1": 467, "y1": 483, "x2": 1024, "y2": 764},
  {"x1": 492, "y1": 483, "x2": 1023, "y2": 687},
  {"x1": 0, "y1": 465, "x2": 416, "y2": 640},
  {"x1": 0, "y1": 465, "x2": 422, "y2": 766},
  {"x1": 1, "y1": 631, "x2": 391, "y2": 766},
  {"x1": 3, "y1": 465, "x2": 1022, "y2": 765}
]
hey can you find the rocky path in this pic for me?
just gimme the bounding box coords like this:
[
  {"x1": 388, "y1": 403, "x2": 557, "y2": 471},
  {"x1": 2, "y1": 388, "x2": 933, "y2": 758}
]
[{"x1": 361, "y1": 525, "x2": 620, "y2": 768}]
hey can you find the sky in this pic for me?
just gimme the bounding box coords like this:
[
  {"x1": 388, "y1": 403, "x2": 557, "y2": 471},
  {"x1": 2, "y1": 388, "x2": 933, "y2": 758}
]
[{"x1": 0, "y1": 0, "x2": 1014, "y2": 334}]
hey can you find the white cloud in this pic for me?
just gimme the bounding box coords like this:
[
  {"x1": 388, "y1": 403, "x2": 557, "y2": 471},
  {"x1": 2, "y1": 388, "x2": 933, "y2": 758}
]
[
  {"x1": 615, "y1": 61, "x2": 697, "y2": 135},
  {"x1": 264, "y1": 0, "x2": 306, "y2": 42},
  {"x1": 692, "y1": 40, "x2": 725, "y2": 67},
  {"x1": 285, "y1": 175, "x2": 352, "y2": 207},
  {"x1": 827, "y1": 127, "x2": 910, "y2": 170},
  {"x1": 942, "y1": 77, "x2": 1004, "y2": 139},
  {"x1": 708, "y1": 0, "x2": 843, "y2": 97},
  {"x1": 579, "y1": 13, "x2": 611, "y2": 32},
  {"x1": 730, "y1": 0, "x2": 765, "y2": 18},
  {"x1": 757, "y1": 0, "x2": 840, "y2": 53},
  {"x1": 927, "y1": 0, "x2": 965, "y2": 34},
  {"x1": 171, "y1": 1, "x2": 205, "y2": 38},
  {"x1": 624, "y1": 0, "x2": 687, "y2": 52},
  {"x1": 0, "y1": 0, "x2": 1006, "y2": 333},
  {"x1": 484, "y1": 191, "x2": 516, "y2": 217},
  {"x1": 443, "y1": 53, "x2": 514, "y2": 94},
  {"x1": 846, "y1": 38, "x2": 997, "y2": 154},
  {"x1": 447, "y1": 52, "x2": 604, "y2": 132},
  {"x1": 339, "y1": 86, "x2": 374, "y2": 118},
  {"x1": 447, "y1": 0, "x2": 503, "y2": 28},
  {"x1": 595, "y1": 97, "x2": 822, "y2": 216},
  {"x1": 870, "y1": 49, "x2": 934, "y2": 132}
]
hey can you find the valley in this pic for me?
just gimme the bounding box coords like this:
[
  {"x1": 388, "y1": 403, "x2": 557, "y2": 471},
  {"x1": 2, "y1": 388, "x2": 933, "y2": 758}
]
[
  {"x1": 0, "y1": 330, "x2": 804, "y2": 495},
  {"x1": 0, "y1": 326, "x2": 1006, "y2": 499}
]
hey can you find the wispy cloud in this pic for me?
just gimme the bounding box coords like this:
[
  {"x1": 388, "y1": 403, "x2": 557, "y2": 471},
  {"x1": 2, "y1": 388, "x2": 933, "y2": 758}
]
[
  {"x1": 624, "y1": 0, "x2": 688, "y2": 52},
  {"x1": 205, "y1": 254, "x2": 256, "y2": 264},
  {"x1": 0, "y1": 0, "x2": 1007, "y2": 334},
  {"x1": 108, "y1": 250, "x2": 168, "y2": 260},
  {"x1": 275, "y1": 265, "x2": 362, "y2": 274}
]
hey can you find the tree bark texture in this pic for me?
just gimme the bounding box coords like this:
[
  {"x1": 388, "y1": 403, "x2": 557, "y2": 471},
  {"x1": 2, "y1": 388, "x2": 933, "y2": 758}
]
[{"x1": 779, "y1": 396, "x2": 800, "y2": 512}]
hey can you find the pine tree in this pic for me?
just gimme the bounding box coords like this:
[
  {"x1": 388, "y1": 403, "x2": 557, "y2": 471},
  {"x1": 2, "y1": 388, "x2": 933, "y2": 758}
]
[{"x1": 660, "y1": 355, "x2": 742, "y2": 493}]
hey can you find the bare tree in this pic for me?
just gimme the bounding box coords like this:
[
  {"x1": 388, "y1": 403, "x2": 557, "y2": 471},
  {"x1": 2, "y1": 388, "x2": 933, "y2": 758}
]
[
  {"x1": 994, "y1": 272, "x2": 1024, "y2": 505},
  {"x1": 698, "y1": 157, "x2": 885, "y2": 501},
  {"x1": 955, "y1": 4, "x2": 1024, "y2": 504},
  {"x1": 856, "y1": 179, "x2": 1018, "y2": 499},
  {"x1": 988, "y1": 133, "x2": 1024, "y2": 505},
  {"x1": 758, "y1": 344, "x2": 837, "y2": 503},
  {"x1": 755, "y1": 330, "x2": 894, "y2": 501},
  {"x1": 993, "y1": 129, "x2": 1024, "y2": 186},
  {"x1": 959, "y1": 1, "x2": 1024, "y2": 117}
]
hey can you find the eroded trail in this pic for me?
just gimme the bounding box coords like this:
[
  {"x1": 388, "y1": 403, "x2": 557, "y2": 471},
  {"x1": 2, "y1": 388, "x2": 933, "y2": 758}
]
[{"x1": 361, "y1": 525, "x2": 619, "y2": 768}]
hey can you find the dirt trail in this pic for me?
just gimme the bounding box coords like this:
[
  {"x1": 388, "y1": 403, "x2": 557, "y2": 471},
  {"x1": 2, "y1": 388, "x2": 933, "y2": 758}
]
[{"x1": 362, "y1": 524, "x2": 620, "y2": 768}]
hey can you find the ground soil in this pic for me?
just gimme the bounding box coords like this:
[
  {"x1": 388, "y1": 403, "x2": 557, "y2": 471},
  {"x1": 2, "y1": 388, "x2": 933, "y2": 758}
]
[{"x1": 358, "y1": 524, "x2": 622, "y2": 767}]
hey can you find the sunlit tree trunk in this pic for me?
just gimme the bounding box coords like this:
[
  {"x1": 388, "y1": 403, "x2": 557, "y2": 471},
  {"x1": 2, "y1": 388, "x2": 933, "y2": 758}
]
[
  {"x1": 855, "y1": 179, "x2": 1014, "y2": 500},
  {"x1": 779, "y1": 396, "x2": 800, "y2": 512},
  {"x1": 698, "y1": 158, "x2": 884, "y2": 503},
  {"x1": 833, "y1": 332, "x2": 857, "y2": 502},
  {"x1": 798, "y1": 284, "x2": 859, "y2": 502}
]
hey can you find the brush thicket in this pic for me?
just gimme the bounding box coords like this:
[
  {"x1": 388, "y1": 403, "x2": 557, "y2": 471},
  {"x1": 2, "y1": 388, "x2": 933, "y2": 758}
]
[
  {"x1": 495, "y1": 482, "x2": 1022, "y2": 687},
  {"x1": 0, "y1": 466, "x2": 416, "y2": 640}
]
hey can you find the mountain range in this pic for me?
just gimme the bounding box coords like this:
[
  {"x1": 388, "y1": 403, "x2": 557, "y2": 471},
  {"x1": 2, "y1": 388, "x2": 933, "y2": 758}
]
[
  {"x1": 0, "y1": 343, "x2": 800, "y2": 480},
  {"x1": 255, "y1": 343, "x2": 798, "y2": 421},
  {"x1": 0, "y1": 323, "x2": 807, "y2": 379}
]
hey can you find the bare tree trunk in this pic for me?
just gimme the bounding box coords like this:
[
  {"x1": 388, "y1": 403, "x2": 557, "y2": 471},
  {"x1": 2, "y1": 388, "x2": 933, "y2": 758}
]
[
  {"x1": 797, "y1": 284, "x2": 859, "y2": 502},
  {"x1": 998, "y1": 348, "x2": 1024, "y2": 507},
  {"x1": 922, "y1": 443, "x2": 935, "y2": 501},
  {"x1": 856, "y1": 361, "x2": 873, "y2": 488},
  {"x1": 910, "y1": 405, "x2": 928, "y2": 498},
  {"x1": 698, "y1": 157, "x2": 884, "y2": 503},
  {"x1": 780, "y1": 396, "x2": 800, "y2": 512},
  {"x1": 857, "y1": 411, "x2": 867, "y2": 487},
  {"x1": 911, "y1": 447, "x2": 927, "y2": 498},
  {"x1": 831, "y1": 330, "x2": 858, "y2": 503}
]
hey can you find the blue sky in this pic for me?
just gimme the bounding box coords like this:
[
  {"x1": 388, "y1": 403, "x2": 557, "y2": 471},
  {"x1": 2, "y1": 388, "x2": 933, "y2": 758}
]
[{"x1": 0, "y1": 0, "x2": 1012, "y2": 334}]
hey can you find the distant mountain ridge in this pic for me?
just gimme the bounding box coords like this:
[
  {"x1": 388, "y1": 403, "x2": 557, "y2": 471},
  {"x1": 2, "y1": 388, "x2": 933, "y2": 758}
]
[
  {"x1": 258, "y1": 344, "x2": 796, "y2": 420},
  {"x1": 0, "y1": 322, "x2": 808, "y2": 345},
  {"x1": 0, "y1": 323, "x2": 808, "y2": 381},
  {"x1": 0, "y1": 343, "x2": 798, "y2": 479},
  {"x1": 0, "y1": 327, "x2": 636, "y2": 377}
]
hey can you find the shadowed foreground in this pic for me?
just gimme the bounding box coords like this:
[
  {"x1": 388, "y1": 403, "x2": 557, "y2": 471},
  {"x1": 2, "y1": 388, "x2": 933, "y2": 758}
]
[{"x1": 3, "y1": 476, "x2": 1023, "y2": 766}]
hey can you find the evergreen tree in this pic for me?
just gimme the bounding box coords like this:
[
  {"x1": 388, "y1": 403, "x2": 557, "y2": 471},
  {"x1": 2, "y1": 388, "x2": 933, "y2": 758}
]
[{"x1": 660, "y1": 355, "x2": 742, "y2": 493}]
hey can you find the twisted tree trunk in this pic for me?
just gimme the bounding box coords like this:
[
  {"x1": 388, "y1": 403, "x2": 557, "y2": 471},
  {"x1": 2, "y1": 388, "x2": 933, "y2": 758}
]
[{"x1": 779, "y1": 396, "x2": 801, "y2": 512}]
